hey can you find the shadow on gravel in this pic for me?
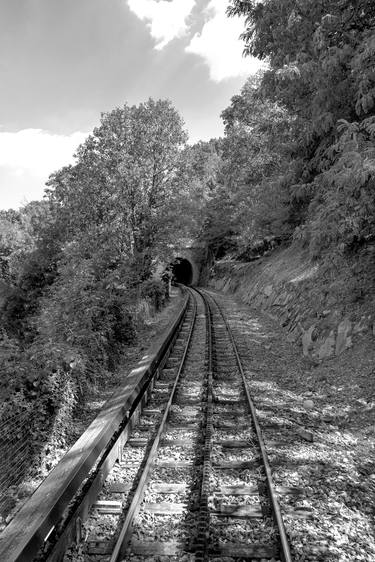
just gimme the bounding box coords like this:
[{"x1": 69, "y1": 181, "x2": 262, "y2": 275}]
[{"x1": 212, "y1": 295, "x2": 375, "y2": 561}]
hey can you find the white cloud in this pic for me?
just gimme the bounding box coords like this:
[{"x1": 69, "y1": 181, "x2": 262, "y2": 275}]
[
  {"x1": 186, "y1": 0, "x2": 265, "y2": 81},
  {"x1": 0, "y1": 129, "x2": 88, "y2": 209},
  {"x1": 127, "y1": 0, "x2": 195, "y2": 50},
  {"x1": 0, "y1": 129, "x2": 87, "y2": 176}
]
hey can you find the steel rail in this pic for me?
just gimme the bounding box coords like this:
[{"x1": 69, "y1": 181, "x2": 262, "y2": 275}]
[
  {"x1": 200, "y1": 288, "x2": 293, "y2": 562},
  {"x1": 191, "y1": 287, "x2": 212, "y2": 562},
  {"x1": 109, "y1": 289, "x2": 199, "y2": 561}
]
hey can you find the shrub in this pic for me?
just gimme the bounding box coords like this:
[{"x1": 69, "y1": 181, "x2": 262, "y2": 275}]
[{"x1": 141, "y1": 279, "x2": 166, "y2": 311}]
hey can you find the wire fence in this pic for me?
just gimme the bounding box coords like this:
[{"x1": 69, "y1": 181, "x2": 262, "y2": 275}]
[
  {"x1": 0, "y1": 374, "x2": 78, "y2": 521},
  {"x1": 0, "y1": 401, "x2": 39, "y2": 515}
]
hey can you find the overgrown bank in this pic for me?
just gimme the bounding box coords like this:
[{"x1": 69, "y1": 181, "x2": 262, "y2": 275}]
[
  {"x1": 0, "y1": 288, "x2": 183, "y2": 529},
  {"x1": 0, "y1": 99, "x2": 189, "y2": 524}
]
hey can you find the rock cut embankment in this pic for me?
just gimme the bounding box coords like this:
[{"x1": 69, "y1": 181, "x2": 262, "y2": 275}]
[{"x1": 209, "y1": 245, "x2": 375, "y2": 361}]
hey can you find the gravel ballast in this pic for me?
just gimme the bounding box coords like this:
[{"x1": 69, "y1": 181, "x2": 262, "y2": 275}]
[{"x1": 210, "y1": 289, "x2": 375, "y2": 562}]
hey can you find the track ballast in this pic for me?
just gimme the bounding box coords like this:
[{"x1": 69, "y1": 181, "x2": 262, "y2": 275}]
[{"x1": 4, "y1": 287, "x2": 299, "y2": 561}]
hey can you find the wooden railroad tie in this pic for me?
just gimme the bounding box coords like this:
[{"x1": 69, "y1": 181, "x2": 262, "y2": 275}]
[
  {"x1": 213, "y1": 459, "x2": 261, "y2": 470},
  {"x1": 218, "y1": 484, "x2": 258, "y2": 495},
  {"x1": 151, "y1": 483, "x2": 187, "y2": 493},
  {"x1": 127, "y1": 437, "x2": 149, "y2": 447},
  {"x1": 167, "y1": 421, "x2": 198, "y2": 429},
  {"x1": 213, "y1": 439, "x2": 252, "y2": 448},
  {"x1": 160, "y1": 437, "x2": 195, "y2": 447},
  {"x1": 130, "y1": 539, "x2": 185, "y2": 556},
  {"x1": 92, "y1": 500, "x2": 122, "y2": 514},
  {"x1": 142, "y1": 408, "x2": 162, "y2": 416},
  {"x1": 211, "y1": 542, "x2": 280, "y2": 559},
  {"x1": 212, "y1": 503, "x2": 263, "y2": 518},
  {"x1": 156, "y1": 459, "x2": 194, "y2": 468},
  {"x1": 143, "y1": 502, "x2": 186, "y2": 514}
]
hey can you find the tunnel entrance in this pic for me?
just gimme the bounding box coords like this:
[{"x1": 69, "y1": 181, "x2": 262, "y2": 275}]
[{"x1": 171, "y1": 257, "x2": 193, "y2": 285}]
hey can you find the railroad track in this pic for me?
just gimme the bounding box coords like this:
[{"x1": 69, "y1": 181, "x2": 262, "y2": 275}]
[{"x1": 1, "y1": 287, "x2": 298, "y2": 561}]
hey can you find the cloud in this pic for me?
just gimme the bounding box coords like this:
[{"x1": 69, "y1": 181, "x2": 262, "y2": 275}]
[
  {"x1": 0, "y1": 129, "x2": 88, "y2": 209},
  {"x1": 127, "y1": 0, "x2": 196, "y2": 50},
  {"x1": 186, "y1": 0, "x2": 265, "y2": 81},
  {"x1": 0, "y1": 128, "x2": 87, "y2": 177}
]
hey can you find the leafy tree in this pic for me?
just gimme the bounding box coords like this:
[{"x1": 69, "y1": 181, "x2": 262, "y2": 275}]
[
  {"x1": 0, "y1": 201, "x2": 54, "y2": 283},
  {"x1": 0, "y1": 211, "x2": 23, "y2": 281},
  {"x1": 1, "y1": 98, "x2": 188, "y2": 415},
  {"x1": 0, "y1": 201, "x2": 59, "y2": 339},
  {"x1": 47, "y1": 98, "x2": 187, "y2": 281},
  {"x1": 227, "y1": 0, "x2": 375, "y2": 257},
  {"x1": 169, "y1": 139, "x2": 223, "y2": 245},
  {"x1": 198, "y1": 75, "x2": 294, "y2": 256},
  {"x1": 34, "y1": 98, "x2": 188, "y2": 371}
]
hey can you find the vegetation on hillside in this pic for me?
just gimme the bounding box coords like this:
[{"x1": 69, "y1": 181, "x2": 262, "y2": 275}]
[
  {"x1": 1, "y1": 1, "x2": 375, "y2": 493},
  {"x1": 0, "y1": 100, "x2": 188, "y2": 475},
  {"x1": 175, "y1": 1, "x2": 375, "y2": 263},
  {"x1": 223, "y1": 0, "x2": 375, "y2": 259}
]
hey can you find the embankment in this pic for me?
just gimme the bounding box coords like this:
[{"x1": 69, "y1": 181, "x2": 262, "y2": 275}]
[{"x1": 209, "y1": 244, "x2": 375, "y2": 361}]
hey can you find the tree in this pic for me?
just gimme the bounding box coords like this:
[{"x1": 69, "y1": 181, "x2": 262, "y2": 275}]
[
  {"x1": 168, "y1": 139, "x2": 223, "y2": 245},
  {"x1": 227, "y1": 0, "x2": 375, "y2": 257},
  {"x1": 198, "y1": 75, "x2": 294, "y2": 255},
  {"x1": 0, "y1": 200, "x2": 54, "y2": 285},
  {"x1": 47, "y1": 98, "x2": 187, "y2": 281},
  {"x1": 0, "y1": 98, "x2": 188, "y2": 408},
  {"x1": 25, "y1": 98, "x2": 189, "y2": 370},
  {"x1": 0, "y1": 201, "x2": 58, "y2": 339}
]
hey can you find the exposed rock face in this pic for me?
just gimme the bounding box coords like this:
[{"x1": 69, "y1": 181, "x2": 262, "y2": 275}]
[
  {"x1": 302, "y1": 399, "x2": 314, "y2": 410},
  {"x1": 302, "y1": 326, "x2": 315, "y2": 356},
  {"x1": 208, "y1": 247, "x2": 373, "y2": 361},
  {"x1": 264, "y1": 284, "x2": 273, "y2": 297},
  {"x1": 335, "y1": 318, "x2": 352, "y2": 356},
  {"x1": 353, "y1": 317, "x2": 369, "y2": 335},
  {"x1": 317, "y1": 330, "x2": 335, "y2": 360}
]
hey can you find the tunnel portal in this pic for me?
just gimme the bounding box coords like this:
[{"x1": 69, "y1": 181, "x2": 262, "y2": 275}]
[{"x1": 171, "y1": 257, "x2": 193, "y2": 285}]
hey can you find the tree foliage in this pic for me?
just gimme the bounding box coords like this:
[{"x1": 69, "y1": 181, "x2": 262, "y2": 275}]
[
  {"x1": 171, "y1": 139, "x2": 223, "y2": 245},
  {"x1": 0, "y1": 98, "x2": 187, "y2": 411},
  {"x1": 194, "y1": 76, "x2": 294, "y2": 256},
  {"x1": 47, "y1": 98, "x2": 187, "y2": 278},
  {"x1": 0, "y1": 201, "x2": 52, "y2": 283},
  {"x1": 220, "y1": 76, "x2": 295, "y2": 247},
  {"x1": 226, "y1": 0, "x2": 375, "y2": 257}
]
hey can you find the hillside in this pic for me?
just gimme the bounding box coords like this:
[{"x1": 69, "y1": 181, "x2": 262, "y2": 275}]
[{"x1": 209, "y1": 243, "x2": 375, "y2": 361}]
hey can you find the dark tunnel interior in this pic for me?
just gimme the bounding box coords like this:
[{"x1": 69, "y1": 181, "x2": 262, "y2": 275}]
[{"x1": 171, "y1": 257, "x2": 193, "y2": 285}]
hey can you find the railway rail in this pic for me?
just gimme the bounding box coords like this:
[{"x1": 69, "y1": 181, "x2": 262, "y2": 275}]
[{"x1": 0, "y1": 287, "x2": 299, "y2": 561}]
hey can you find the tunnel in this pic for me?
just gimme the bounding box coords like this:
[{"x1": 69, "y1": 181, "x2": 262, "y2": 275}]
[{"x1": 171, "y1": 257, "x2": 194, "y2": 285}]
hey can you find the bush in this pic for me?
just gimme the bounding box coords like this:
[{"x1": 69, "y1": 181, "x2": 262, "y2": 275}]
[
  {"x1": 141, "y1": 279, "x2": 166, "y2": 311},
  {"x1": 34, "y1": 259, "x2": 136, "y2": 370}
]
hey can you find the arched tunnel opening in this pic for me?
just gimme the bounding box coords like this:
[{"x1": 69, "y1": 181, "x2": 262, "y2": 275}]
[{"x1": 171, "y1": 257, "x2": 194, "y2": 286}]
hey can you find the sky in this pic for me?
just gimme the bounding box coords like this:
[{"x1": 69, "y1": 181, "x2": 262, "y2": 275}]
[{"x1": 0, "y1": 0, "x2": 264, "y2": 210}]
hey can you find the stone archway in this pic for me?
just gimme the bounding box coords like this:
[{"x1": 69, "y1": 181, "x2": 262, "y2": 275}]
[
  {"x1": 171, "y1": 257, "x2": 194, "y2": 285},
  {"x1": 172, "y1": 246, "x2": 202, "y2": 285}
]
